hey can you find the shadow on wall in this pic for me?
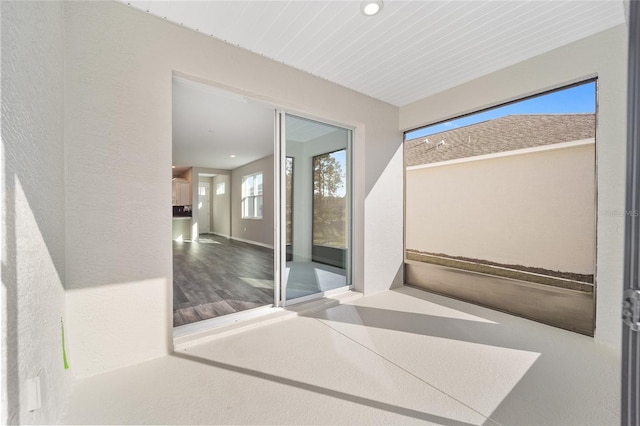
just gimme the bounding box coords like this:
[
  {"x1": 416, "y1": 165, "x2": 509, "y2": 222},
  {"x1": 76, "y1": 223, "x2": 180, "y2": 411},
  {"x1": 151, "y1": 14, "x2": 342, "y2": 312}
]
[
  {"x1": 2, "y1": 109, "x2": 68, "y2": 424},
  {"x1": 3, "y1": 1, "x2": 68, "y2": 422},
  {"x1": 3, "y1": 116, "x2": 68, "y2": 423}
]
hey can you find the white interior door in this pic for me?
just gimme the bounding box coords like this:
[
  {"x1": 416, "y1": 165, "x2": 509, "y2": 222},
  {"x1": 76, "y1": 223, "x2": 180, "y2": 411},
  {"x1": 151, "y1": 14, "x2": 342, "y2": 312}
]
[{"x1": 198, "y1": 182, "x2": 210, "y2": 234}]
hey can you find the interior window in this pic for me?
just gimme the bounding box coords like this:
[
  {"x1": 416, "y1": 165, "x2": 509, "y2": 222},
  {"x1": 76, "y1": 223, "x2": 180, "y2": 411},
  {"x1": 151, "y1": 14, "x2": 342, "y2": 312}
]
[{"x1": 241, "y1": 172, "x2": 263, "y2": 219}]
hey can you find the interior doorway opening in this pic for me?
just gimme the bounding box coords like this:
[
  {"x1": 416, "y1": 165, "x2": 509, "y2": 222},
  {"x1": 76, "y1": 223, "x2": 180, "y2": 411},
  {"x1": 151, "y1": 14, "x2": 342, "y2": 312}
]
[
  {"x1": 171, "y1": 76, "x2": 276, "y2": 327},
  {"x1": 171, "y1": 78, "x2": 354, "y2": 329}
]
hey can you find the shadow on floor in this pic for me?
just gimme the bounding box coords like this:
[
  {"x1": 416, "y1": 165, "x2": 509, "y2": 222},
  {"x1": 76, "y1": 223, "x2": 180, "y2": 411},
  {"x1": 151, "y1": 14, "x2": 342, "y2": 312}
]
[
  {"x1": 301, "y1": 287, "x2": 619, "y2": 425},
  {"x1": 171, "y1": 352, "x2": 477, "y2": 426}
]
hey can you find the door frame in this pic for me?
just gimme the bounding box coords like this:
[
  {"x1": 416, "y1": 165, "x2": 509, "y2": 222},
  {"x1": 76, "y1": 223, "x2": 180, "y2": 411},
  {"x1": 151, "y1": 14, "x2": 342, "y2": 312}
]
[
  {"x1": 172, "y1": 71, "x2": 362, "y2": 339},
  {"x1": 197, "y1": 181, "x2": 210, "y2": 234},
  {"x1": 622, "y1": 0, "x2": 640, "y2": 422},
  {"x1": 275, "y1": 111, "x2": 354, "y2": 308}
]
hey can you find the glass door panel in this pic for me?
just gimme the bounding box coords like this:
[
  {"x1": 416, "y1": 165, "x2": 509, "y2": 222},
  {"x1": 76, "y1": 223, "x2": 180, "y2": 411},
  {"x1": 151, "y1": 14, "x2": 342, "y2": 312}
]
[{"x1": 281, "y1": 114, "x2": 352, "y2": 302}]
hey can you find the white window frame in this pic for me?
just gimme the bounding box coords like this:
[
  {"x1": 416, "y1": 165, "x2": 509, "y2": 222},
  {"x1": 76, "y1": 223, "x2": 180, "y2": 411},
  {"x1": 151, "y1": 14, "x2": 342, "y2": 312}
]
[{"x1": 241, "y1": 172, "x2": 263, "y2": 219}]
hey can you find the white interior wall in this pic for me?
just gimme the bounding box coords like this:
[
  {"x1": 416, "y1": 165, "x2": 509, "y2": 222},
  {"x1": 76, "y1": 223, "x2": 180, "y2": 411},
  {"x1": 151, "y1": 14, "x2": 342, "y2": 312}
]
[
  {"x1": 63, "y1": 0, "x2": 400, "y2": 377},
  {"x1": 400, "y1": 24, "x2": 628, "y2": 350},
  {"x1": 1, "y1": 1, "x2": 72, "y2": 423},
  {"x1": 231, "y1": 156, "x2": 275, "y2": 247}
]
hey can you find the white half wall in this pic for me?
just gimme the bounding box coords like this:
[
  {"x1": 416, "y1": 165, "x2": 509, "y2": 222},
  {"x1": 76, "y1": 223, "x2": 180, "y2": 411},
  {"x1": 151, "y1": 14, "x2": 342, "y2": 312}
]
[
  {"x1": 63, "y1": 1, "x2": 401, "y2": 376},
  {"x1": 2, "y1": 1, "x2": 72, "y2": 423},
  {"x1": 400, "y1": 24, "x2": 628, "y2": 350}
]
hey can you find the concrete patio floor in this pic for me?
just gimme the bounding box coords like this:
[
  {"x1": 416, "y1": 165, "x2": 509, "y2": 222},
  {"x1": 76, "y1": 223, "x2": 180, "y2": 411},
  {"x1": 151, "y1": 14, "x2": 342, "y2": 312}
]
[{"x1": 64, "y1": 286, "x2": 620, "y2": 425}]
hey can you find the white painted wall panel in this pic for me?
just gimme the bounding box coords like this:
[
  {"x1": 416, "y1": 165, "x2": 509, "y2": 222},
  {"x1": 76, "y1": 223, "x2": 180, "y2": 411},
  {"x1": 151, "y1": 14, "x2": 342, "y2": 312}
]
[
  {"x1": 65, "y1": 279, "x2": 169, "y2": 377},
  {"x1": 1, "y1": 1, "x2": 72, "y2": 423},
  {"x1": 400, "y1": 25, "x2": 628, "y2": 350}
]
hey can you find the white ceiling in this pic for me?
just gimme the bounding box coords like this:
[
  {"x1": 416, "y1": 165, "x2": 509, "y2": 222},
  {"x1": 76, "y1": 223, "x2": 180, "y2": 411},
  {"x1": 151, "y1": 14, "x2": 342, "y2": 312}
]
[
  {"x1": 126, "y1": 0, "x2": 625, "y2": 107},
  {"x1": 172, "y1": 77, "x2": 274, "y2": 170},
  {"x1": 172, "y1": 77, "x2": 345, "y2": 170}
]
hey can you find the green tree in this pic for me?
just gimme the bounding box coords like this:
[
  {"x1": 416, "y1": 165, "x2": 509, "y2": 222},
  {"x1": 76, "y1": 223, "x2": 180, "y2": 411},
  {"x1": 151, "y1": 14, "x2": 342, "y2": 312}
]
[
  {"x1": 313, "y1": 153, "x2": 343, "y2": 197},
  {"x1": 313, "y1": 152, "x2": 346, "y2": 248}
]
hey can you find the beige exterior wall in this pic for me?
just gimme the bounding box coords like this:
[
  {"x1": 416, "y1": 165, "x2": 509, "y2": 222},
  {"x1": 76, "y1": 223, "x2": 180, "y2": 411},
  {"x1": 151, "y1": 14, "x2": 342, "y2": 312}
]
[{"x1": 406, "y1": 142, "x2": 596, "y2": 275}]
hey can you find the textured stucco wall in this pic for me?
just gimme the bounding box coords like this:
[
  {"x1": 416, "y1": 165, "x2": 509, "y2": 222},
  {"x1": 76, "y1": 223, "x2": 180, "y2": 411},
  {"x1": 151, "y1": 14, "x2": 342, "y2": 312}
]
[
  {"x1": 1, "y1": 1, "x2": 72, "y2": 423},
  {"x1": 400, "y1": 25, "x2": 628, "y2": 350},
  {"x1": 63, "y1": 1, "x2": 401, "y2": 376},
  {"x1": 406, "y1": 142, "x2": 596, "y2": 274}
]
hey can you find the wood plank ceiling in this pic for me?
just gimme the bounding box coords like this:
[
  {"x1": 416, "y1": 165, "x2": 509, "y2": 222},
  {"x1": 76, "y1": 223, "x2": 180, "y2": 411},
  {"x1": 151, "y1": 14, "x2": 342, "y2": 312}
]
[{"x1": 125, "y1": 0, "x2": 625, "y2": 107}]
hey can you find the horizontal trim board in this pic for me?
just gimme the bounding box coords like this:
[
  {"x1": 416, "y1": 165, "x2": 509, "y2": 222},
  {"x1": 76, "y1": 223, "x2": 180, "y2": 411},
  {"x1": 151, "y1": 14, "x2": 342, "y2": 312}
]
[
  {"x1": 405, "y1": 260, "x2": 594, "y2": 336},
  {"x1": 230, "y1": 236, "x2": 274, "y2": 249},
  {"x1": 406, "y1": 138, "x2": 595, "y2": 171},
  {"x1": 211, "y1": 232, "x2": 231, "y2": 238}
]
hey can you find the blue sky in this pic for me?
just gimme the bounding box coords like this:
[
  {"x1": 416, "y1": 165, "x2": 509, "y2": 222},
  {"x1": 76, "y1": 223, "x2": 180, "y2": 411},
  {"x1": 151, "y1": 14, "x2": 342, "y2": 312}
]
[
  {"x1": 332, "y1": 150, "x2": 347, "y2": 197},
  {"x1": 406, "y1": 81, "x2": 596, "y2": 140}
]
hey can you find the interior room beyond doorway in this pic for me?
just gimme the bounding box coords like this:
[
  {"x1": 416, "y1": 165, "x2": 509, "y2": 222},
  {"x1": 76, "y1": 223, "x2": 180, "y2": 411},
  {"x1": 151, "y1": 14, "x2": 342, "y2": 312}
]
[
  {"x1": 172, "y1": 76, "x2": 276, "y2": 327},
  {"x1": 171, "y1": 77, "x2": 354, "y2": 328}
]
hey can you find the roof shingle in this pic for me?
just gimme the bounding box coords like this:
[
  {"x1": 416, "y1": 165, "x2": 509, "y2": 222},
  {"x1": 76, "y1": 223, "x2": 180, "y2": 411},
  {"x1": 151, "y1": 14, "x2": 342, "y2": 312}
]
[{"x1": 405, "y1": 114, "x2": 595, "y2": 167}]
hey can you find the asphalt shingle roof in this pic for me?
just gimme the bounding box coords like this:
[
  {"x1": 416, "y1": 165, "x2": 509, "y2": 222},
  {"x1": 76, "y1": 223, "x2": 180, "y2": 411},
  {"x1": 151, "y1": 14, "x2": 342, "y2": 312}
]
[{"x1": 405, "y1": 114, "x2": 596, "y2": 167}]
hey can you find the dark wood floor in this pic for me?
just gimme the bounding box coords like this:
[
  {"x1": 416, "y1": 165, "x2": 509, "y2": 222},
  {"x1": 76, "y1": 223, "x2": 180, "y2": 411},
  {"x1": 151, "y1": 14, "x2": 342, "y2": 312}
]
[{"x1": 173, "y1": 234, "x2": 274, "y2": 327}]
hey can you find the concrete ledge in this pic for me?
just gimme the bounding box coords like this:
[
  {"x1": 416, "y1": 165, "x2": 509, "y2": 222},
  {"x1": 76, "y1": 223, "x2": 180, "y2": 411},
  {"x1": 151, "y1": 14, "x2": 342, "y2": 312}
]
[
  {"x1": 405, "y1": 260, "x2": 594, "y2": 336},
  {"x1": 406, "y1": 251, "x2": 593, "y2": 292}
]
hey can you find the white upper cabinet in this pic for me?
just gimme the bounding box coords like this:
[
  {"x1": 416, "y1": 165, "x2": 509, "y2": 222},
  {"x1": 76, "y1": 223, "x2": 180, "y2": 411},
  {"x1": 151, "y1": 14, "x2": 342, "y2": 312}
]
[{"x1": 172, "y1": 178, "x2": 191, "y2": 206}]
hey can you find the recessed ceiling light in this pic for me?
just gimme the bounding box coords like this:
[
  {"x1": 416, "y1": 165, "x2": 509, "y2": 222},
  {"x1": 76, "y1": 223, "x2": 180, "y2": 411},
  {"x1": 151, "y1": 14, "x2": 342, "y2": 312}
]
[
  {"x1": 229, "y1": 154, "x2": 236, "y2": 158},
  {"x1": 172, "y1": 165, "x2": 176, "y2": 168},
  {"x1": 361, "y1": 0, "x2": 383, "y2": 16}
]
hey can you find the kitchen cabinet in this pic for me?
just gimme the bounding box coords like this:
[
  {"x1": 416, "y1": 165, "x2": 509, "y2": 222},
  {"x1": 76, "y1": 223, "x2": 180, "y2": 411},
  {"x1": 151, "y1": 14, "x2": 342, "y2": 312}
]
[{"x1": 172, "y1": 178, "x2": 191, "y2": 206}]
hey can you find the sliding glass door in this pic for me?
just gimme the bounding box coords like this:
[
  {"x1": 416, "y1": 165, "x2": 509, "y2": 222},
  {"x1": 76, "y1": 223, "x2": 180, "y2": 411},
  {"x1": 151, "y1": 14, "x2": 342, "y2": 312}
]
[{"x1": 276, "y1": 113, "x2": 352, "y2": 304}]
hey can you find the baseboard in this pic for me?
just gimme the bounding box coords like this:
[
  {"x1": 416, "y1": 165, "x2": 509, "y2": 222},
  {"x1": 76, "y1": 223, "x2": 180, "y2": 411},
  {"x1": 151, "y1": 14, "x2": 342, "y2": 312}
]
[
  {"x1": 210, "y1": 232, "x2": 230, "y2": 238},
  {"x1": 230, "y1": 236, "x2": 274, "y2": 249}
]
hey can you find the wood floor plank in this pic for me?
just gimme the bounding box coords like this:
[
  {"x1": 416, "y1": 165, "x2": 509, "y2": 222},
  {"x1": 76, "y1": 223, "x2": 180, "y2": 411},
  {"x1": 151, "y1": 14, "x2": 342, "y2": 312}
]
[{"x1": 173, "y1": 234, "x2": 274, "y2": 326}]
